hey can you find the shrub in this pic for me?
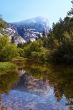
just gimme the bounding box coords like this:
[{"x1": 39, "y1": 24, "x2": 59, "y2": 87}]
[
  {"x1": 0, "y1": 44, "x2": 19, "y2": 61},
  {"x1": 0, "y1": 62, "x2": 17, "y2": 75}
]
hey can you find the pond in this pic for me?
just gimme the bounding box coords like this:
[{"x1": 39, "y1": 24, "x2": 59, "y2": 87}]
[{"x1": 0, "y1": 62, "x2": 73, "y2": 110}]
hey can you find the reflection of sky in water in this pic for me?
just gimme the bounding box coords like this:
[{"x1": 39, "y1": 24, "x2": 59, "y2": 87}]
[
  {"x1": 60, "y1": 95, "x2": 68, "y2": 105},
  {"x1": 1, "y1": 87, "x2": 69, "y2": 110}
]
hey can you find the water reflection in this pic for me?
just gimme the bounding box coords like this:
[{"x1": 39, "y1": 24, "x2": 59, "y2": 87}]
[
  {"x1": 0, "y1": 71, "x2": 19, "y2": 109},
  {"x1": 0, "y1": 63, "x2": 73, "y2": 110},
  {"x1": 0, "y1": 72, "x2": 19, "y2": 94},
  {"x1": 22, "y1": 63, "x2": 73, "y2": 109}
]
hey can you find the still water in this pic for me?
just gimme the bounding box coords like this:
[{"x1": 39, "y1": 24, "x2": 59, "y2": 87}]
[{"x1": 0, "y1": 63, "x2": 73, "y2": 110}]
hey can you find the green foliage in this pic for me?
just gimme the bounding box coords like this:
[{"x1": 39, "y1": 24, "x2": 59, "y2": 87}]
[
  {"x1": 0, "y1": 36, "x2": 19, "y2": 61},
  {"x1": 22, "y1": 40, "x2": 49, "y2": 63},
  {"x1": 31, "y1": 47, "x2": 49, "y2": 63},
  {"x1": 0, "y1": 44, "x2": 19, "y2": 61},
  {"x1": 47, "y1": 16, "x2": 73, "y2": 64},
  {"x1": 23, "y1": 40, "x2": 43, "y2": 58},
  {"x1": 0, "y1": 62, "x2": 17, "y2": 75},
  {"x1": 18, "y1": 47, "x2": 24, "y2": 57},
  {"x1": 0, "y1": 35, "x2": 9, "y2": 50},
  {"x1": 51, "y1": 42, "x2": 73, "y2": 64},
  {"x1": 52, "y1": 18, "x2": 65, "y2": 44},
  {"x1": 0, "y1": 18, "x2": 6, "y2": 29}
]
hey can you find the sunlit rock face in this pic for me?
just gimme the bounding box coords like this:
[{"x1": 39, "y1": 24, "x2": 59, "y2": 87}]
[
  {"x1": 10, "y1": 17, "x2": 50, "y2": 42},
  {"x1": 2, "y1": 25, "x2": 26, "y2": 44}
]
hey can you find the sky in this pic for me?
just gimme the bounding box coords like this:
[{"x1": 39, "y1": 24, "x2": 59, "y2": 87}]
[{"x1": 0, "y1": 0, "x2": 72, "y2": 26}]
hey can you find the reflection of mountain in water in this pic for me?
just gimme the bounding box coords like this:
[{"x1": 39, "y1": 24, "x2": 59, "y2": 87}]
[
  {"x1": 14, "y1": 73, "x2": 51, "y2": 96},
  {"x1": 0, "y1": 63, "x2": 73, "y2": 110},
  {"x1": 0, "y1": 73, "x2": 69, "y2": 110}
]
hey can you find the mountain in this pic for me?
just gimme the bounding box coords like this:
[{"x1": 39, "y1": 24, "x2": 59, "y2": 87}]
[
  {"x1": 1, "y1": 23, "x2": 26, "y2": 44},
  {"x1": 10, "y1": 17, "x2": 50, "y2": 42},
  {"x1": 0, "y1": 17, "x2": 50, "y2": 44}
]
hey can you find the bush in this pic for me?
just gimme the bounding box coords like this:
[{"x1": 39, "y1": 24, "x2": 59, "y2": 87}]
[
  {"x1": 23, "y1": 40, "x2": 49, "y2": 63},
  {"x1": 18, "y1": 48, "x2": 24, "y2": 57},
  {"x1": 0, "y1": 62, "x2": 17, "y2": 75},
  {"x1": 0, "y1": 35, "x2": 9, "y2": 50},
  {"x1": 0, "y1": 44, "x2": 19, "y2": 61},
  {"x1": 0, "y1": 36, "x2": 19, "y2": 61}
]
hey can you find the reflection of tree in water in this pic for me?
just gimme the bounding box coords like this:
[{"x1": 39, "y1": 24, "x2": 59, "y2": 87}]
[
  {"x1": 23, "y1": 63, "x2": 73, "y2": 108},
  {"x1": 0, "y1": 71, "x2": 19, "y2": 109},
  {"x1": 50, "y1": 65, "x2": 73, "y2": 99},
  {"x1": 47, "y1": 65, "x2": 73, "y2": 109},
  {"x1": 0, "y1": 97, "x2": 7, "y2": 110},
  {"x1": 0, "y1": 72, "x2": 19, "y2": 94}
]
